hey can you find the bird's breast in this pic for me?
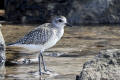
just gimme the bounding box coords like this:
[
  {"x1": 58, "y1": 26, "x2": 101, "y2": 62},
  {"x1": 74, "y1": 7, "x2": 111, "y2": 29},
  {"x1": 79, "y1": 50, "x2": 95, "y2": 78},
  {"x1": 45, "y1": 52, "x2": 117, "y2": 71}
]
[{"x1": 43, "y1": 28, "x2": 64, "y2": 50}]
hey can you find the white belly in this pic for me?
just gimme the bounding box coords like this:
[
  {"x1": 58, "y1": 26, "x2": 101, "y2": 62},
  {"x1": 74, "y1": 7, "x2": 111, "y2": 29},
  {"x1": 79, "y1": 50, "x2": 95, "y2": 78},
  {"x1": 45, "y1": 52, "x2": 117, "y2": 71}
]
[
  {"x1": 43, "y1": 36, "x2": 59, "y2": 50},
  {"x1": 43, "y1": 28, "x2": 64, "y2": 50},
  {"x1": 10, "y1": 36, "x2": 60, "y2": 53}
]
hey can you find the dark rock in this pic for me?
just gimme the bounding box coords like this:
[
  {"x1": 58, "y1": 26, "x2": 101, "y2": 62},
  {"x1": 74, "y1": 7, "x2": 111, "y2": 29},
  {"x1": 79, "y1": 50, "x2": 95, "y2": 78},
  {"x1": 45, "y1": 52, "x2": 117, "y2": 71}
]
[
  {"x1": 77, "y1": 49, "x2": 120, "y2": 80},
  {"x1": 0, "y1": 16, "x2": 5, "y2": 21},
  {"x1": 76, "y1": 75, "x2": 80, "y2": 80},
  {"x1": 5, "y1": 0, "x2": 120, "y2": 25}
]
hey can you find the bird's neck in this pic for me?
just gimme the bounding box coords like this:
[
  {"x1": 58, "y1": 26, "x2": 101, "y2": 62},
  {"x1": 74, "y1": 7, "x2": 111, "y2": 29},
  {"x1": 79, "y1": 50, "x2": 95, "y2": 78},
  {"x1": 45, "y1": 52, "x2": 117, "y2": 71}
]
[
  {"x1": 56, "y1": 27, "x2": 64, "y2": 39},
  {"x1": 52, "y1": 22, "x2": 65, "y2": 29},
  {"x1": 51, "y1": 23, "x2": 64, "y2": 36}
]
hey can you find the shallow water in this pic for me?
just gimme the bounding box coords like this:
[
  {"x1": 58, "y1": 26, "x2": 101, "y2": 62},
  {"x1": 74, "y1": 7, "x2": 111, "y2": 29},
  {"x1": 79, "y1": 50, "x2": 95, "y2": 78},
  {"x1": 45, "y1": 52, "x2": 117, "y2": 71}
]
[
  {"x1": 0, "y1": 56, "x2": 94, "y2": 80},
  {"x1": 2, "y1": 25, "x2": 120, "y2": 80}
]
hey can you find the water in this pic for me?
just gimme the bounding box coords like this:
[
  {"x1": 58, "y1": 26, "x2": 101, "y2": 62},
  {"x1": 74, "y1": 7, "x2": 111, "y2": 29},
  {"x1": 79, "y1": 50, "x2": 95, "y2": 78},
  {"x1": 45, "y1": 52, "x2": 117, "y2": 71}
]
[
  {"x1": 3, "y1": 25, "x2": 120, "y2": 80},
  {"x1": 0, "y1": 56, "x2": 94, "y2": 80}
]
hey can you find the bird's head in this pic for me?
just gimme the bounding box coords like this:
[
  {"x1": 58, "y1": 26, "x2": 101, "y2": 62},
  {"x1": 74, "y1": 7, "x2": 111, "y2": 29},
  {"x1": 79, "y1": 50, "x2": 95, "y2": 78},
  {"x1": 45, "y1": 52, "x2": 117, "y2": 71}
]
[{"x1": 52, "y1": 16, "x2": 72, "y2": 28}]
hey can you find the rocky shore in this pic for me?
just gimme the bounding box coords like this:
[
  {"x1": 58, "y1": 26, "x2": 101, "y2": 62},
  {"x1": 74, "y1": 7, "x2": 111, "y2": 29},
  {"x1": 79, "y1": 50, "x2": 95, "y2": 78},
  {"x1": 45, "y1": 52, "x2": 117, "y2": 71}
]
[
  {"x1": 0, "y1": 24, "x2": 5, "y2": 80},
  {"x1": 77, "y1": 49, "x2": 120, "y2": 80},
  {"x1": 0, "y1": 24, "x2": 5, "y2": 63}
]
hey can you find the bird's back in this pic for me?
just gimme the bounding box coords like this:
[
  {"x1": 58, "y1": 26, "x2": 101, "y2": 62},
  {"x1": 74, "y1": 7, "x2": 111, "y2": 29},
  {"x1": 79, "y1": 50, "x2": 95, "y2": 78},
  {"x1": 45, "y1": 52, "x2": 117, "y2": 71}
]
[{"x1": 14, "y1": 23, "x2": 53, "y2": 45}]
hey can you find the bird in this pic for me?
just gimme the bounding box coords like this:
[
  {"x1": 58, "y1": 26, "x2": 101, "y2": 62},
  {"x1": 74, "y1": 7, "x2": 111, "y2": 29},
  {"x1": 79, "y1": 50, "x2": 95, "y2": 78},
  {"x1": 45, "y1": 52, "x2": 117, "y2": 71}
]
[{"x1": 8, "y1": 16, "x2": 72, "y2": 75}]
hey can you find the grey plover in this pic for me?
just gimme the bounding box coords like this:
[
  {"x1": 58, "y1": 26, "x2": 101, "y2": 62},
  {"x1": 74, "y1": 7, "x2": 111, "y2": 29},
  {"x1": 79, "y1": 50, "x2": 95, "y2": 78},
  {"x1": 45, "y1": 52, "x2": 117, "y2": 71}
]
[{"x1": 8, "y1": 16, "x2": 72, "y2": 75}]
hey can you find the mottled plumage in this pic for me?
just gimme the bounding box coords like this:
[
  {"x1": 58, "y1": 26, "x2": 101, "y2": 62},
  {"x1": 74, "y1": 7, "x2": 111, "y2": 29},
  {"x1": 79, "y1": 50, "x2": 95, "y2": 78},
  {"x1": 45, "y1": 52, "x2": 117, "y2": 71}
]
[
  {"x1": 16, "y1": 23, "x2": 53, "y2": 45},
  {"x1": 8, "y1": 16, "x2": 71, "y2": 75}
]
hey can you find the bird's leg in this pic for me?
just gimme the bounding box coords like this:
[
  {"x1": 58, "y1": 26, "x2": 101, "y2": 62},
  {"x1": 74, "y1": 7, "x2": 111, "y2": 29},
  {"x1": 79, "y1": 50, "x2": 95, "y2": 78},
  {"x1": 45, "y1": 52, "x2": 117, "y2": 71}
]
[
  {"x1": 38, "y1": 52, "x2": 42, "y2": 75},
  {"x1": 40, "y1": 52, "x2": 47, "y2": 72}
]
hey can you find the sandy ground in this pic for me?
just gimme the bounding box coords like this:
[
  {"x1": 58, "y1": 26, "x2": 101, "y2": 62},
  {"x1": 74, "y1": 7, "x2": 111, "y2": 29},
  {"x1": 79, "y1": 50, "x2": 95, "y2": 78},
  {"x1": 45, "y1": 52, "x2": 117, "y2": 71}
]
[{"x1": 1, "y1": 24, "x2": 120, "y2": 80}]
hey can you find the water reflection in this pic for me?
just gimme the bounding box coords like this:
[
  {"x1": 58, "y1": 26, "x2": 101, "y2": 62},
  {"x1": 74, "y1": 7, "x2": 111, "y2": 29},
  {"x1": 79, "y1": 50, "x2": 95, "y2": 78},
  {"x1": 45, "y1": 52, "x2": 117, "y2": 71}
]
[
  {"x1": 39, "y1": 77, "x2": 46, "y2": 80},
  {"x1": 0, "y1": 62, "x2": 6, "y2": 80},
  {"x1": 4, "y1": 63, "x2": 54, "y2": 80}
]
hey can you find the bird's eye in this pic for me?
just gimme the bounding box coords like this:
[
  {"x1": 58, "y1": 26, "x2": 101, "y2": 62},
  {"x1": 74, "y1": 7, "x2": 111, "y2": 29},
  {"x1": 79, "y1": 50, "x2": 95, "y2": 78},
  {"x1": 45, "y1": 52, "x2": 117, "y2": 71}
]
[{"x1": 58, "y1": 19, "x2": 62, "y2": 22}]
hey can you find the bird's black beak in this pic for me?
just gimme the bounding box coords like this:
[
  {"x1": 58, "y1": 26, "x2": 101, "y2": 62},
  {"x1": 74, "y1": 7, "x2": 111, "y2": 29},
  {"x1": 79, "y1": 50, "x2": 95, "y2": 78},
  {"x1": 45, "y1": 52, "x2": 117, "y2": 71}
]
[{"x1": 65, "y1": 23, "x2": 72, "y2": 27}]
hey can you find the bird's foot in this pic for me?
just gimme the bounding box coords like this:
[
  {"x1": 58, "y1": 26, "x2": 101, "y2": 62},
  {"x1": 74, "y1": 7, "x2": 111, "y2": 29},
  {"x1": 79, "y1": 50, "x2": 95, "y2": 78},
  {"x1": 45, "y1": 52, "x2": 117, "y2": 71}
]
[
  {"x1": 44, "y1": 69, "x2": 52, "y2": 73},
  {"x1": 42, "y1": 69, "x2": 54, "y2": 75},
  {"x1": 29, "y1": 70, "x2": 58, "y2": 76},
  {"x1": 29, "y1": 70, "x2": 51, "y2": 75}
]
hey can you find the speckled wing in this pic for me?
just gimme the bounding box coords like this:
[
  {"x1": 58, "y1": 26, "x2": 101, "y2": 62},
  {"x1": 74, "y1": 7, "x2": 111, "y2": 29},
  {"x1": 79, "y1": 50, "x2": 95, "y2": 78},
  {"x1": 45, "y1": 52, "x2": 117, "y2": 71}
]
[{"x1": 16, "y1": 25, "x2": 53, "y2": 45}]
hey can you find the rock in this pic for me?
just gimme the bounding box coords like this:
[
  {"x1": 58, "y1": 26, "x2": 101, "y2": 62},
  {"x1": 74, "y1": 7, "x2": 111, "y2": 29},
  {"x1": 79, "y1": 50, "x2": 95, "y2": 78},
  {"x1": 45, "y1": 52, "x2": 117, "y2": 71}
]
[
  {"x1": 77, "y1": 49, "x2": 120, "y2": 80},
  {"x1": 0, "y1": 62, "x2": 5, "y2": 80},
  {"x1": 0, "y1": 24, "x2": 5, "y2": 63},
  {"x1": 5, "y1": 0, "x2": 120, "y2": 24}
]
